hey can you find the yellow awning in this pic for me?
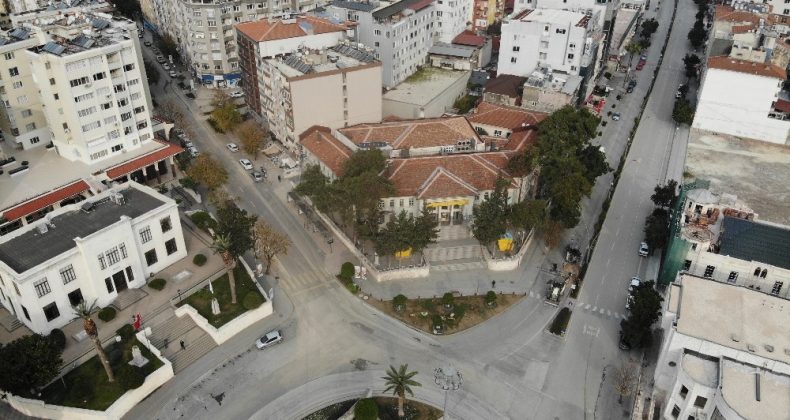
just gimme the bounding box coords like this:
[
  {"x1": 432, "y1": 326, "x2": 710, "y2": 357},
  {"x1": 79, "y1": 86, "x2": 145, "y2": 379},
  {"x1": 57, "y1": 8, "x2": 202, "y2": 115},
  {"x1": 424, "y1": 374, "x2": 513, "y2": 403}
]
[{"x1": 426, "y1": 199, "x2": 470, "y2": 208}]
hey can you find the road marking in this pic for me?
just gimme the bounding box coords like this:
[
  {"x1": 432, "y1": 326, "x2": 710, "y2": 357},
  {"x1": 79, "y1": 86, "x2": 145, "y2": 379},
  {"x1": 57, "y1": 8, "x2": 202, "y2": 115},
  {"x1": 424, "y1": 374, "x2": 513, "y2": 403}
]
[{"x1": 611, "y1": 242, "x2": 615, "y2": 250}]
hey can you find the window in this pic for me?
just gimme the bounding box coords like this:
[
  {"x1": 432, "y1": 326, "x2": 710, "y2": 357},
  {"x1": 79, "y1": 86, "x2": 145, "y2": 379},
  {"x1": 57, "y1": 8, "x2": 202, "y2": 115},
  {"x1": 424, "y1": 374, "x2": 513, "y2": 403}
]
[
  {"x1": 389, "y1": 199, "x2": 395, "y2": 208},
  {"x1": 409, "y1": 198, "x2": 414, "y2": 206},
  {"x1": 125, "y1": 266, "x2": 134, "y2": 282},
  {"x1": 78, "y1": 106, "x2": 97, "y2": 117},
  {"x1": 679, "y1": 385, "x2": 688, "y2": 399},
  {"x1": 90, "y1": 150, "x2": 108, "y2": 161},
  {"x1": 144, "y1": 249, "x2": 158, "y2": 266},
  {"x1": 21, "y1": 109, "x2": 32, "y2": 117},
  {"x1": 671, "y1": 405, "x2": 680, "y2": 419},
  {"x1": 105, "y1": 277, "x2": 114, "y2": 293},
  {"x1": 67, "y1": 289, "x2": 84, "y2": 306},
  {"x1": 98, "y1": 253, "x2": 107, "y2": 270},
  {"x1": 92, "y1": 72, "x2": 106, "y2": 81},
  {"x1": 69, "y1": 76, "x2": 90, "y2": 87},
  {"x1": 494, "y1": 130, "x2": 503, "y2": 136},
  {"x1": 31, "y1": 136, "x2": 41, "y2": 144},
  {"x1": 4, "y1": 52, "x2": 13, "y2": 60},
  {"x1": 165, "y1": 238, "x2": 178, "y2": 255},
  {"x1": 134, "y1": 106, "x2": 145, "y2": 114},
  {"x1": 82, "y1": 121, "x2": 101, "y2": 133},
  {"x1": 60, "y1": 265, "x2": 77, "y2": 284},
  {"x1": 703, "y1": 265, "x2": 715, "y2": 278},
  {"x1": 43, "y1": 302, "x2": 60, "y2": 321},
  {"x1": 771, "y1": 281, "x2": 784, "y2": 295},
  {"x1": 25, "y1": 122, "x2": 36, "y2": 131},
  {"x1": 693, "y1": 396, "x2": 707, "y2": 408},
  {"x1": 13, "y1": 282, "x2": 20, "y2": 296},
  {"x1": 160, "y1": 217, "x2": 172, "y2": 232},
  {"x1": 12, "y1": 81, "x2": 22, "y2": 89},
  {"x1": 727, "y1": 271, "x2": 738, "y2": 283},
  {"x1": 119, "y1": 243, "x2": 127, "y2": 259},
  {"x1": 8, "y1": 67, "x2": 19, "y2": 77},
  {"x1": 74, "y1": 92, "x2": 94, "y2": 103},
  {"x1": 512, "y1": 46, "x2": 520, "y2": 52},
  {"x1": 111, "y1": 144, "x2": 123, "y2": 153},
  {"x1": 682, "y1": 259, "x2": 692, "y2": 271},
  {"x1": 567, "y1": 53, "x2": 574, "y2": 59},
  {"x1": 123, "y1": 64, "x2": 135, "y2": 71},
  {"x1": 16, "y1": 95, "x2": 28, "y2": 105},
  {"x1": 121, "y1": 112, "x2": 132, "y2": 121},
  {"x1": 34, "y1": 278, "x2": 51, "y2": 298},
  {"x1": 510, "y1": 57, "x2": 517, "y2": 63},
  {"x1": 21, "y1": 305, "x2": 30, "y2": 321},
  {"x1": 106, "y1": 246, "x2": 120, "y2": 265},
  {"x1": 556, "y1": 28, "x2": 566, "y2": 34},
  {"x1": 754, "y1": 267, "x2": 761, "y2": 276},
  {"x1": 760, "y1": 268, "x2": 768, "y2": 278}
]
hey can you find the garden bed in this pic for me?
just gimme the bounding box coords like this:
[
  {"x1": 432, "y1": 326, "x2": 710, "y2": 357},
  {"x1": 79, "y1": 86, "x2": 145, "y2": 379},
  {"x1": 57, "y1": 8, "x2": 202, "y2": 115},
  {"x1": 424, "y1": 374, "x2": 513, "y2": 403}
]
[
  {"x1": 39, "y1": 326, "x2": 164, "y2": 410},
  {"x1": 178, "y1": 265, "x2": 265, "y2": 328},
  {"x1": 367, "y1": 292, "x2": 521, "y2": 335},
  {"x1": 301, "y1": 397, "x2": 441, "y2": 420}
]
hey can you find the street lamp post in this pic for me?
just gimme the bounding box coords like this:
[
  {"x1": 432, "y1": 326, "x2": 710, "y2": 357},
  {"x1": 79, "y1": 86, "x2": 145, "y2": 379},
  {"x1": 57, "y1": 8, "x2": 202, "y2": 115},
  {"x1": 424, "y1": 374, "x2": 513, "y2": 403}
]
[{"x1": 434, "y1": 366, "x2": 462, "y2": 419}]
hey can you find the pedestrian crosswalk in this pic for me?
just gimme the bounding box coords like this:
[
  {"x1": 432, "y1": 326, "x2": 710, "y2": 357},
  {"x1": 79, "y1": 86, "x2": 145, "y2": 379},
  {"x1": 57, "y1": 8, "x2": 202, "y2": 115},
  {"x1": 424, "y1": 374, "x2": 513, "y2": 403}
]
[
  {"x1": 423, "y1": 245, "x2": 482, "y2": 262},
  {"x1": 573, "y1": 301, "x2": 627, "y2": 320},
  {"x1": 280, "y1": 268, "x2": 332, "y2": 291},
  {"x1": 431, "y1": 261, "x2": 487, "y2": 272}
]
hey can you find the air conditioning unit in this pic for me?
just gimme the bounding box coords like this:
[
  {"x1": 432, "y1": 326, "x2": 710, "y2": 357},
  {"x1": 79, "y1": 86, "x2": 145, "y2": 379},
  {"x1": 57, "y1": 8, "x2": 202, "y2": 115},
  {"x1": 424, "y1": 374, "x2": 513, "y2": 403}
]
[{"x1": 64, "y1": 128, "x2": 70, "y2": 133}]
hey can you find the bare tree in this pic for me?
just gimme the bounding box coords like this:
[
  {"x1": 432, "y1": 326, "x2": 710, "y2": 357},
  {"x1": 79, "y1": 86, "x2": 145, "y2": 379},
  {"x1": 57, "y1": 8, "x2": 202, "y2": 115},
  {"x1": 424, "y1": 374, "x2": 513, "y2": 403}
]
[
  {"x1": 157, "y1": 99, "x2": 185, "y2": 127},
  {"x1": 236, "y1": 120, "x2": 266, "y2": 160},
  {"x1": 613, "y1": 362, "x2": 637, "y2": 405},
  {"x1": 253, "y1": 220, "x2": 292, "y2": 274},
  {"x1": 208, "y1": 187, "x2": 235, "y2": 210},
  {"x1": 542, "y1": 219, "x2": 564, "y2": 250}
]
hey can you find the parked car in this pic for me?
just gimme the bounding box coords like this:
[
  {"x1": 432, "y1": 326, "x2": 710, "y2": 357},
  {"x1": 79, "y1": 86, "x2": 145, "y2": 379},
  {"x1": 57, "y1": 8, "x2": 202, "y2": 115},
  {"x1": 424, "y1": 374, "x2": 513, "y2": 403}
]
[
  {"x1": 626, "y1": 80, "x2": 637, "y2": 93},
  {"x1": 640, "y1": 54, "x2": 648, "y2": 61},
  {"x1": 239, "y1": 158, "x2": 253, "y2": 170},
  {"x1": 252, "y1": 171, "x2": 264, "y2": 182},
  {"x1": 255, "y1": 330, "x2": 283, "y2": 349},
  {"x1": 638, "y1": 242, "x2": 649, "y2": 257},
  {"x1": 229, "y1": 90, "x2": 244, "y2": 98},
  {"x1": 169, "y1": 70, "x2": 177, "y2": 77},
  {"x1": 144, "y1": 41, "x2": 151, "y2": 47},
  {"x1": 188, "y1": 146, "x2": 200, "y2": 157},
  {"x1": 612, "y1": 112, "x2": 621, "y2": 121},
  {"x1": 226, "y1": 143, "x2": 240, "y2": 152},
  {"x1": 618, "y1": 332, "x2": 632, "y2": 350},
  {"x1": 676, "y1": 84, "x2": 688, "y2": 99},
  {"x1": 625, "y1": 295, "x2": 634, "y2": 311},
  {"x1": 629, "y1": 276, "x2": 641, "y2": 292},
  {"x1": 156, "y1": 55, "x2": 165, "y2": 63},
  {"x1": 636, "y1": 59, "x2": 646, "y2": 70},
  {"x1": 162, "y1": 63, "x2": 170, "y2": 70}
]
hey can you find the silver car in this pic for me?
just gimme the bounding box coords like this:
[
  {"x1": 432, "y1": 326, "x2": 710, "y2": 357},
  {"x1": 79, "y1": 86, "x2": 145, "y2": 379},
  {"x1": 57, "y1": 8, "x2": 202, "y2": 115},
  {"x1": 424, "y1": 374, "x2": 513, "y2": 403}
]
[
  {"x1": 255, "y1": 330, "x2": 283, "y2": 349},
  {"x1": 252, "y1": 171, "x2": 264, "y2": 182}
]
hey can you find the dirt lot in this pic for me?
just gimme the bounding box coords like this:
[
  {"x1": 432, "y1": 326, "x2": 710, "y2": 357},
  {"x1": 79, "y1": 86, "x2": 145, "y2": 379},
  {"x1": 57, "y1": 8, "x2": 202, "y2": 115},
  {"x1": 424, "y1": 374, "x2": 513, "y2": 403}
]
[{"x1": 367, "y1": 292, "x2": 523, "y2": 335}]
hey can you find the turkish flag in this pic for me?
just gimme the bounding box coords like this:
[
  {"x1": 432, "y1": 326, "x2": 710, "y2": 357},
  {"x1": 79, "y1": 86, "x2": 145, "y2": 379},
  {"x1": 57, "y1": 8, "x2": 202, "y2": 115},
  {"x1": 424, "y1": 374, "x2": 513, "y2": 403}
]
[{"x1": 133, "y1": 313, "x2": 142, "y2": 331}]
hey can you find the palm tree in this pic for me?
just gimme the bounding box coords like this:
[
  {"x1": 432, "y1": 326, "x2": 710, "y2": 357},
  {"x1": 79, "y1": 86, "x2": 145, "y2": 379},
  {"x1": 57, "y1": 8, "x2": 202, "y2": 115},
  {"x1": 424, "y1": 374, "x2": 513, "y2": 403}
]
[
  {"x1": 211, "y1": 234, "x2": 237, "y2": 304},
  {"x1": 625, "y1": 41, "x2": 644, "y2": 68},
  {"x1": 382, "y1": 364, "x2": 421, "y2": 418},
  {"x1": 73, "y1": 300, "x2": 115, "y2": 383}
]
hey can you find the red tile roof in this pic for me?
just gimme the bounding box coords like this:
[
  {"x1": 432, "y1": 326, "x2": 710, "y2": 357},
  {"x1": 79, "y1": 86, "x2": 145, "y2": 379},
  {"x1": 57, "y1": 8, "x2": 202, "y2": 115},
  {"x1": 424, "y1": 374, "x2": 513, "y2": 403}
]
[
  {"x1": 707, "y1": 56, "x2": 787, "y2": 79},
  {"x1": 340, "y1": 116, "x2": 480, "y2": 149},
  {"x1": 467, "y1": 102, "x2": 548, "y2": 130},
  {"x1": 731, "y1": 24, "x2": 755, "y2": 34},
  {"x1": 773, "y1": 98, "x2": 790, "y2": 113},
  {"x1": 484, "y1": 74, "x2": 526, "y2": 98},
  {"x1": 300, "y1": 126, "x2": 353, "y2": 176},
  {"x1": 452, "y1": 31, "x2": 487, "y2": 47},
  {"x1": 386, "y1": 153, "x2": 518, "y2": 198},
  {"x1": 714, "y1": 5, "x2": 761, "y2": 25},
  {"x1": 408, "y1": 0, "x2": 434, "y2": 12},
  {"x1": 2, "y1": 180, "x2": 90, "y2": 221},
  {"x1": 480, "y1": 128, "x2": 538, "y2": 152},
  {"x1": 235, "y1": 16, "x2": 348, "y2": 42},
  {"x1": 105, "y1": 141, "x2": 184, "y2": 179}
]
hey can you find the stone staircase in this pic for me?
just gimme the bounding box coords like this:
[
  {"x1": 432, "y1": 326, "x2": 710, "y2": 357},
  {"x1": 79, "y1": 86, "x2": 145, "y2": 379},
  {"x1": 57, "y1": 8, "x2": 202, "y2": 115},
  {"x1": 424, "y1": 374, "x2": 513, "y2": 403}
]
[
  {"x1": 169, "y1": 333, "x2": 217, "y2": 373},
  {"x1": 423, "y1": 244, "x2": 483, "y2": 263},
  {"x1": 431, "y1": 260, "x2": 487, "y2": 272},
  {"x1": 111, "y1": 288, "x2": 148, "y2": 311},
  {"x1": 148, "y1": 312, "x2": 199, "y2": 349}
]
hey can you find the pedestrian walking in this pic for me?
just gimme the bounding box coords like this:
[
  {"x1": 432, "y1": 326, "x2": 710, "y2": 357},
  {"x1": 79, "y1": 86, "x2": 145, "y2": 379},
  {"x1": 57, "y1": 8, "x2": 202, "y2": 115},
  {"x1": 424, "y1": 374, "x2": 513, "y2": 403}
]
[
  {"x1": 277, "y1": 175, "x2": 281, "y2": 182},
  {"x1": 180, "y1": 340, "x2": 186, "y2": 350},
  {"x1": 491, "y1": 280, "x2": 496, "y2": 289}
]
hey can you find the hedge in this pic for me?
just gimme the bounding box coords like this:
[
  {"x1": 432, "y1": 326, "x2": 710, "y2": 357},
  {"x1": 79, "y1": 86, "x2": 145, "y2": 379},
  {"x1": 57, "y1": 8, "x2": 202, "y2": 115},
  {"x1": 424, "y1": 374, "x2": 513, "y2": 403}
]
[
  {"x1": 49, "y1": 328, "x2": 66, "y2": 350},
  {"x1": 97, "y1": 307, "x2": 116, "y2": 322},
  {"x1": 354, "y1": 398, "x2": 379, "y2": 420},
  {"x1": 242, "y1": 292, "x2": 263, "y2": 310},
  {"x1": 193, "y1": 253, "x2": 207, "y2": 266},
  {"x1": 148, "y1": 278, "x2": 166, "y2": 291}
]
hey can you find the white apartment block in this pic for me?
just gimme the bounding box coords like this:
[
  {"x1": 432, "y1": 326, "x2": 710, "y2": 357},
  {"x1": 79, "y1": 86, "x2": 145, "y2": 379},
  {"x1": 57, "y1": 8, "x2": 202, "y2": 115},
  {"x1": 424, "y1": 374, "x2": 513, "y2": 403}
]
[
  {"x1": 146, "y1": 0, "x2": 326, "y2": 87},
  {"x1": 0, "y1": 182, "x2": 187, "y2": 334},
  {"x1": 434, "y1": 0, "x2": 472, "y2": 43},
  {"x1": 498, "y1": 9, "x2": 597, "y2": 78},
  {"x1": 0, "y1": 10, "x2": 156, "y2": 163},
  {"x1": 512, "y1": 0, "x2": 609, "y2": 27},
  {"x1": 654, "y1": 275, "x2": 790, "y2": 420},
  {"x1": 326, "y1": 0, "x2": 437, "y2": 87},
  {"x1": 693, "y1": 56, "x2": 790, "y2": 145},
  {"x1": 257, "y1": 44, "x2": 383, "y2": 152}
]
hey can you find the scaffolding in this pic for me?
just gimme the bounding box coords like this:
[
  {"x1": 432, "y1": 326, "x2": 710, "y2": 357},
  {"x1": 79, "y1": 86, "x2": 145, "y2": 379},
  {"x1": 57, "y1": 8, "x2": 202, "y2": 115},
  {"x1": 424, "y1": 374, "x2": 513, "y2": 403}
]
[{"x1": 658, "y1": 179, "x2": 710, "y2": 285}]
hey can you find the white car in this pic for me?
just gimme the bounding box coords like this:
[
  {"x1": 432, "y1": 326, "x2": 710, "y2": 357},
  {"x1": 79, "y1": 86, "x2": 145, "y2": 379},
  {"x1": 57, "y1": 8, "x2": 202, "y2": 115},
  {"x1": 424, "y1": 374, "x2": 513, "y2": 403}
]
[
  {"x1": 188, "y1": 146, "x2": 200, "y2": 157},
  {"x1": 239, "y1": 158, "x2": 253, "y2": 170},
  {"x1": 226, "y1": 143, "x2": 240, "y2": 152},
  {"x1": 229, "y1": 90, "x2": 244, "y2": 98},
  {"x1": 638, "y1": 242, "x2": 649, "y2": 257},
  {"x1": 255, "y1": 330, "x2": 283, "y2": 349},
  {"x1": 629, "y1": 276, "x2": 641, "y2": 292},
  {"x1": 169, "y1": 70, "x2": 177, "y2": 77},
  {"x1": 162, "y1": 63, "x2": 170, "y2": 70}
]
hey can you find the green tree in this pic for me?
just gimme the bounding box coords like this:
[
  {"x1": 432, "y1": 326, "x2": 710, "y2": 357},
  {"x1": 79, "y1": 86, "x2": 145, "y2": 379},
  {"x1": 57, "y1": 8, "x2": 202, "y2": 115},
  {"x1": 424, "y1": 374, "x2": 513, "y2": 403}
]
[
  {"x1": 341, "y1": 149, "x2": 387, "y2": 178},
  {"x1": 375, "y1": 209, "x2": 438, "y2": 256},
  {"x1": 74, "y1": 300, "x2": 115, "y2": 383},
  {"x1": 295, "y1": 165, "x2": 333, "y2": 212},
  {"x1": 643, "y1": 207, "x2": 670, "y2": 251},
  {"x1": 625, "y1": 41, "x2": 644, "y2": 67},
  {"x1": 0, "y1": 334, "x2": 62, "y2": 396},
  {"x1": 688, "y1": 25, "x2": 707, "y2": 49},
  {"x1": 108, "y1": 0, "x2": 140, "y2": 19},
  {"x1": 650, "y1": 180, "x2": 678, "y2": 208},
  {"x1": 506, "y1": 145, "x2": 539, "y2": 177},
  {"x1": 211, "y1": 234, "x2": 239, "y2": 304},
  {"x1": 382, "y1": 364, "x2": 421, "y2": 418},
  {"x1": 620, "y1": 281, "x2": 663, "y2": 349},
  {"x1": 210, "y1": 90, "x2": 242, "y2": 132},
  {"x1": 672, "y1": 99, "x2": 695, "y2": 125},
  {"x1": 508, "y1": 199, "x2": 548, "y2": 231},
  {"x1": 472, "y1": 178, "x2": 511, "y2": 247},
  {"x1": 640, "y1": 18, "x2": 659, "y2": 39},
  {"x1": 143, "y1": 60, "x2": 160, "y2": 85},
  {"x1": 214, "y1": 205, "x2": 257, "y2": 303},
  {"x1": 393, "y1": 294, "x2": 407, "y2": 312},
  {"x1": 186, "y1": 154, "x2": 228, "y2": 191},
  {"x1": 354, "y1": 398, "x2": 379, "y2": 420},
  {"x1": 160, "y1": 34, "x2": 179, "y2": 63},
  {"x1": 683, "y1": 54, "x2": 701, "y2": 78}
]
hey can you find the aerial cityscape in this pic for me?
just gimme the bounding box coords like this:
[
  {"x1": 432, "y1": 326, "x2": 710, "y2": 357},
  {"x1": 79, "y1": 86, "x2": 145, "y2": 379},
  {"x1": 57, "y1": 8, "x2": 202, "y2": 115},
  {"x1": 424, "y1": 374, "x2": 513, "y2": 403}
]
[{"x1": 0, "y1": 0, "x2": 786, "y2": 419}]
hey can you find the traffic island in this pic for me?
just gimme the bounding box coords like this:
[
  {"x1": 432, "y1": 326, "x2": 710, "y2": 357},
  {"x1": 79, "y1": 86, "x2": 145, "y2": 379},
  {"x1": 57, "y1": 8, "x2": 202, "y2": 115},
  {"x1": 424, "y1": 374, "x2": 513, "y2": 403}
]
[
  {"x1": 367, "y1": 291, "x2": 521, "y2": 335},
  {"x1": 303, "y1": 397, "x2": 442, "y2": 420}
]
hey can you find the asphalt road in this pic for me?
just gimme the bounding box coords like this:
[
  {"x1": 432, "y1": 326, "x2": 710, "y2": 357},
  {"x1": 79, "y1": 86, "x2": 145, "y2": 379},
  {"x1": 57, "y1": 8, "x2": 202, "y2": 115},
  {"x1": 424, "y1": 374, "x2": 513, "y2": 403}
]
[{"x1": 124, "y1": 2, "x2": 694, "y2": 416}]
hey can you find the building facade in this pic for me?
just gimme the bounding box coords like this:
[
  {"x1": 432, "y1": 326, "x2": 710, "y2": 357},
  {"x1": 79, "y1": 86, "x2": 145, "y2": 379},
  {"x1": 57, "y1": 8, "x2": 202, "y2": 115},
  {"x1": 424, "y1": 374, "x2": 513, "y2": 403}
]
[
  {"x1": 471, "y1": 0, "x2": 496, "y2": 30},
  {"x1": 0, "y1": 182, "x2": 187, "y2": 334},
  {"x1": 434, "y1": 0, "x2": 472, "y2": 43},
  {"x1": 326, "y1": 0, "x2": 437, "y2": 87}
]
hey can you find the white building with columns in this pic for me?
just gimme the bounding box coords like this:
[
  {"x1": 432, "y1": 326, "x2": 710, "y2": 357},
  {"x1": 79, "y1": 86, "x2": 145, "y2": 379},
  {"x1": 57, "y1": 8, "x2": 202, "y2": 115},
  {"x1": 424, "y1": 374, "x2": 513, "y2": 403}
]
[{"x1": 0, "y1": 182, "x2": 187, "y2": 334}]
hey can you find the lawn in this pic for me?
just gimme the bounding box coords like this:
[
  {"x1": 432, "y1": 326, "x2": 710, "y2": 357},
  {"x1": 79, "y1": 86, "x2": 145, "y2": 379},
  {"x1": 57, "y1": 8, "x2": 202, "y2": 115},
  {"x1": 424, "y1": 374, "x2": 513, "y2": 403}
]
[
  {"x1": 301, "y1": 397, "x2": 441, "y2": 420},
  {"x1": 179, "y1": 265, "x2": 265, "y2": 328},
  {"x1": 367, "y1": 293, "x2": 521, "y2": 335},
  {"x1": 40, "y1": 327, "x2": 163, "y2": 411}
]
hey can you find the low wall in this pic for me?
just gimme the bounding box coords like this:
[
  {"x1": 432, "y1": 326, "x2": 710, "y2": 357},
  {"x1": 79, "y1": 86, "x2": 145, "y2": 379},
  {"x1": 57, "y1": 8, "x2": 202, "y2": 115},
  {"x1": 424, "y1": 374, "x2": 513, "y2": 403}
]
[
  {"x1": 175, "y1": 298, "x2": 273, "y2": 346},
  {"x1": 485, "y1": 229, "x2": 535, "y2": 271},
  {"x1": 4, "y1": 331, "x2": 175, "y2": 420},
  {"x1": 376, "y1": 264, "x2": 431, "y2": 281}
]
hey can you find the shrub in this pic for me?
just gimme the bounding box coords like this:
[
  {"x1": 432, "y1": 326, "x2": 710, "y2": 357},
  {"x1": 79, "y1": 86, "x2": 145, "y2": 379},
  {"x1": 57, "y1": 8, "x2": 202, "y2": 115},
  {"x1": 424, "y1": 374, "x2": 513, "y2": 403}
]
[
  {"x1": 117, "y1": 364, "x2": 145, "y2": 390},
  {"x1": 179, "y1": 176, "x2": 198, "y2": 190},
  {"x1": 193, "y1": 253, "x2": 207, "y2": 266},
  {"x1": 190, "y1": 211, "x2": 217, "y2": 232},
  {"x1": 393, "y1": 294, "x2": 407, "y2": 312},
  {"x1": 485, "y1": 290, "x2": 497, "y2": 307},
  {"x1": 354, "y1": 398, "x2": 379, "y2": 420},
  {"x1": 148, "y1": 278, "x2": 167, "y2": 291},
  {"x1": 339, "y1": 262, "x2": 355, "y2": 281},
  {"x1": 98, "y1": 307, "x2": 116, "y2": 322},
  {"x1": 442, "y1": 292, "x2": 454, "y2": 308},
  {"x1": 116, "y1": 324, "x2": 135, "y2": 340},
  {"x1": 49, "y1": 328, "x2": 66, "y2": 350},
  {"x1": 107, "y1": 343, "x2": 124, "y2": 365},
  {"x1": 432, "y1": 314, "x2": 444, "y2": 332},
  {"x1": 242, "y1": 292, "x2": 263, "y2": 310},
  {"x1": 420, "y1": 299, "x2": 435, "y2": 311},
  {"x1": 604, "y1": 71, "x2": 612, "y2": 79},
  {"x1": 549, "y1": 307, "x2": 572, "y2": 335}
]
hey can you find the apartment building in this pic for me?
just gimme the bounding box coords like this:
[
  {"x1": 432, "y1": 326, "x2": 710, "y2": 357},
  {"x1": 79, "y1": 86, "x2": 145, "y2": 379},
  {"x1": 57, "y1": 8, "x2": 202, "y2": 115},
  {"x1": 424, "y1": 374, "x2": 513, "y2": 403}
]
[
  {"x1": 471, "y1": 0, "x2": 496, "y2": 30},
  {"x1": 498, "y1": 9, "x2": 598, "y2": 79},
  {"x1": 0, "y1": 182, "x2": 187, "y2": 334},
  {"x1": 257, "y1": 43, "x2": 382, "y2": 152},
  {"x1": 512, "y1": 0, "x2": 609, "y2": 27},
  {"x1": 434, "y1": 0, "x2": 472, "y2": 43},
  {"x1": 326, "y1": 0, "x2": 437, "y2": 87},
  {"x1": 654, "y1": 274, "x2": 790, "y2": 420},
  {"x1": 146, "y1": 0, "x2": 326, "y2": 88}
]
